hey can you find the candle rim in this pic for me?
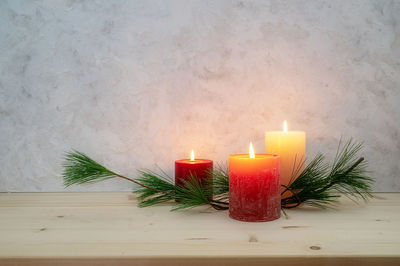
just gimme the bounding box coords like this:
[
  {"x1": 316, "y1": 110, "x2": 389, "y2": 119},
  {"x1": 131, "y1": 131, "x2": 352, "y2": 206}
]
[
  {"x1": 229, "y1": 153, "x2": 280, "y2": 159},
  {"x1": 175, "y1": 159, "x2": 213, "y2": 164},
  {"x1": 265, "y1": 131, "x2": 306, "y2": 135}
]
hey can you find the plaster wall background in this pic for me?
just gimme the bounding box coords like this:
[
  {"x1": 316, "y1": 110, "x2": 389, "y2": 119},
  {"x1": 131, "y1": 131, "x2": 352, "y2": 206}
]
[{"x1": 1, "y1": 0, "x2": 399, "y2": 192}]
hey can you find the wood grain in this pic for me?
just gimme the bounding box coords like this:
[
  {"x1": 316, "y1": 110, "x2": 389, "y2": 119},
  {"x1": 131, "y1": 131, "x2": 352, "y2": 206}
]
[{"x1": 0, "y1": 192, "x2": 399, "y2": 265}]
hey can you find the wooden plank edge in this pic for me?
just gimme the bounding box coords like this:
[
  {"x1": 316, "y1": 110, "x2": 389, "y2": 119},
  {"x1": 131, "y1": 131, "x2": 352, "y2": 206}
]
[{"x1": 1, "y1": 256, "x2": 400, "y2": 266}]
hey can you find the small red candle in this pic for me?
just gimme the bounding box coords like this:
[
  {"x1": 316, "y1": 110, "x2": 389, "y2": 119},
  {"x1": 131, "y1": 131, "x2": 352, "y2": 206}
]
[
  {"x1": 229, "y1": 143, "x2": 281, "y2": 222},
  {"x1": 175, "y1": 150, "x2": 213, "y2": 193}
]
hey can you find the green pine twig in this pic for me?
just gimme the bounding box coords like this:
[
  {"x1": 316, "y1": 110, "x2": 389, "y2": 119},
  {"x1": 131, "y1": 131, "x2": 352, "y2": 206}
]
[
  {"x1": 63, "y1": 150, "x2": 118, "y2": 187},
  {"x1": 282, "y1": 139, "x2": 373, "y2": 208},
  {"x1": 62, "y1": 151, "x2": 225, "y2": 210},
  {"x1": 210, "y1": 163, "x2": 229, "y2": 202}
]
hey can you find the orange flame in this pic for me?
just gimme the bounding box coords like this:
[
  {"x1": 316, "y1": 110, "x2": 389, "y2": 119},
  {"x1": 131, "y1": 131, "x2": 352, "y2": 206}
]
[{"x1": 190, "y1": 150, "x2": 195, "y2": 161}]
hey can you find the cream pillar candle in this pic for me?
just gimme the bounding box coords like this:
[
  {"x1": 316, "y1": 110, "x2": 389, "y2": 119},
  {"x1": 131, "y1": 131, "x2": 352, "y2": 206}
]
[{"x1": 265, "y1": 121, "x2": 306, "y2": 192}]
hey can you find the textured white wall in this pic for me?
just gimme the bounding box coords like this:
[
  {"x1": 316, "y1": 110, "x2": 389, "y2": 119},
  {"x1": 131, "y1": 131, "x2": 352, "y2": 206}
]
[{"x1": 0, "y1": 0, "x2": 399, "y2": 192}]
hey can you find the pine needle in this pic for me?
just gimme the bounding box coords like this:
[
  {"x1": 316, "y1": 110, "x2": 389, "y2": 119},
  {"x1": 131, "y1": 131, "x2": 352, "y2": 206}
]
[
  {"x1": 62, "y1": 151, "x2": 216, "y2": 210},
  {"x1": 282, "y1": 139, "x2": 374, "y2": 208},
  {"x1": 62, "y1": 150, "x2": 118, "y2": 187},
  {"x1": 210, "y1": 163, "x2": 229, "y2": 202}
]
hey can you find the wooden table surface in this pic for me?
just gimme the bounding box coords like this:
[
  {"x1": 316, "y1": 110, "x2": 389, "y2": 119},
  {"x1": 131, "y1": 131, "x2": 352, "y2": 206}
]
[{"x1": 0, "y1": 192, "x2": 399, "y2": 266}]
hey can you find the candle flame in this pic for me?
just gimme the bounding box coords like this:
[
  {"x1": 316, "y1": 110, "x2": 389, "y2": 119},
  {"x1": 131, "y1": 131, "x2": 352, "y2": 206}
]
[
  {"x1": 190, "y1": 150, "x2": 195, "y2": 161},
  {"x1": 249, "y1": 142, "x2": 255, "y2": 159},
  {"x1": 283, "y1": 120, "x2": 288, "y2": 133}
]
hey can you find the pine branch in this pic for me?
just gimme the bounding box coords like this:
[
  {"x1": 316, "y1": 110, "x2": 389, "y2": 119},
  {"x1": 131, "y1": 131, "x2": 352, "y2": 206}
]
[
  {"x1": 172, "y1": 174, "x2": 212, "y2": 210},
  {"x1": 134, "y1": 171, "x2": 228, "y2": 210},
  {"x1": 282, "y1": 139, "x2": 374, "y2": 208},
  {"x1": 61, "y1": 138, "x2": 374, "y2": 211},
  {"x1": 62, "y1": 151, "x2": 222, "y2": 210},
  {"x1": 63, "y1": 150, "x2": 118, "y2": 186},
  {"x1": 62, "y1": 151, "x2": 159, "y2": 191},
  {"x1": 281, "y1": 154, "x2": 338, "y2": 208},
  {"x1": 210, "y1": 163, "x2": 229, "y2": 202},
  {"x1": 202, "y1": 139, "x2": 374, "y2": 209},
  {"x1": 133, "y1": 170, "x2": 177, "y2": 207},
  {"x1": 133, "y1": 171, "x2": 210, "y2": 209}
]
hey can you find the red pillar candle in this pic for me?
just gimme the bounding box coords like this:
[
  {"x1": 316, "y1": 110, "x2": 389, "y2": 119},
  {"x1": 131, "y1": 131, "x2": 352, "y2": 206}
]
[
  {"x1": 229, "y1": 143, "x2": 281, "y2": 222},
  {"x1": 175, "y1": 150, "x2": 213, "y2": 193}
]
